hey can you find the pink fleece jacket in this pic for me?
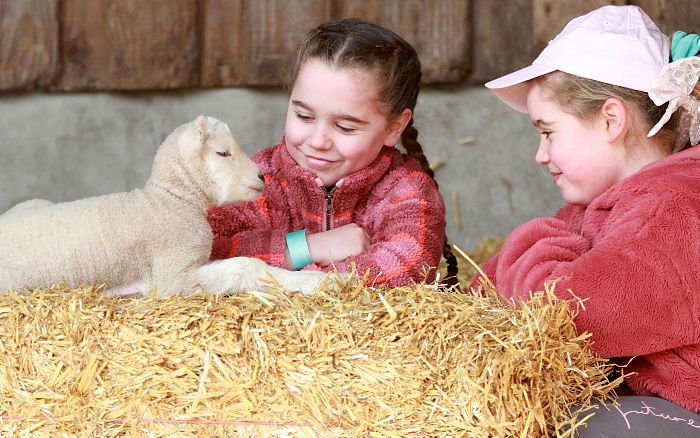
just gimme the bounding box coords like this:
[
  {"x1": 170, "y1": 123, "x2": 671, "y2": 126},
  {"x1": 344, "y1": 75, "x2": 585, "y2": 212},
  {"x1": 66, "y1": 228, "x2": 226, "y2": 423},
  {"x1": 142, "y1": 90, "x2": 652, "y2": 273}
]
[
  {"x1": 472, "y1": 145, "x2": 700, "y2": 412},
  {"x1": 208, "y1": 139, "x2": 446, "y2": 287}
]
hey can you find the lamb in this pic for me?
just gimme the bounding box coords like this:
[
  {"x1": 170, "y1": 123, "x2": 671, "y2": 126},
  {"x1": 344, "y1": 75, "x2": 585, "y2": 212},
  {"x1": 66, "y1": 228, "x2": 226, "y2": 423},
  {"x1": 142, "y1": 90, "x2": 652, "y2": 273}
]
[{"x1": 0, "y1": 115, "x2": 332, "y2": 297}]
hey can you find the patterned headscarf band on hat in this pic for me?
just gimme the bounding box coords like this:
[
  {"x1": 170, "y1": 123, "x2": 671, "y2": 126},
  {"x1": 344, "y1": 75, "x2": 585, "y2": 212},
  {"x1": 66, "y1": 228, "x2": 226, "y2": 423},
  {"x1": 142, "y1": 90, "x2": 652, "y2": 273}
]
[
  {"x1": 647, "y1": 56, "x2": 700, "y2": 151},
  {"x1": 671, "y1": 31, "x2": 700, "y2": 62}
]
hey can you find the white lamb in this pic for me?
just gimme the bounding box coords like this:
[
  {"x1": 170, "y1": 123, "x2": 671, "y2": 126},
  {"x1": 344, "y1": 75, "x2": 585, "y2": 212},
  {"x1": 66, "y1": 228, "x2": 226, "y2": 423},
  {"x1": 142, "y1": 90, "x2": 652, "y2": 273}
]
[{"x1": 0, "y1": 115, "x2": 331, "y2": 297}]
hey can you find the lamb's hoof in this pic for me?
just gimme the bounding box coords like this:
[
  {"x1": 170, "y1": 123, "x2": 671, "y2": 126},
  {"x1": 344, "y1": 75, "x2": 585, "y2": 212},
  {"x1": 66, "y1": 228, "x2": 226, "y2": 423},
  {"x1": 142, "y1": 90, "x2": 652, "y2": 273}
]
[
  {"x1": 196, "y1": 257, "x2": 273, "y2": 294},
  {"x1": 196, "y1": 257, "x2": 341, "y2": 295}
]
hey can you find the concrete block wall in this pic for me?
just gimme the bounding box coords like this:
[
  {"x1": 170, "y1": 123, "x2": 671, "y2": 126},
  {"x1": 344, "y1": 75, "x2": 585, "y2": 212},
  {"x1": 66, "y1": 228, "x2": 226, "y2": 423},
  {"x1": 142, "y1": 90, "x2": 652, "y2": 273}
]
[
  {"x1": 0, "y1": 85, "x2": 563, "y2": 251},
  {"x1": 4, "y1": 1, "x2": 698, "y2": 251}
]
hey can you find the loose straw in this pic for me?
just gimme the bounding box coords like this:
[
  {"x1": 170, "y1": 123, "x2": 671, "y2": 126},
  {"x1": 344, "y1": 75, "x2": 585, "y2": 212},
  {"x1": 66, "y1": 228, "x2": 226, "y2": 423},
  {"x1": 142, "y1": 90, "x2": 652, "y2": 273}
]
[{"x1": 0, "y1": 259, "x2": 620, "y2": 437}]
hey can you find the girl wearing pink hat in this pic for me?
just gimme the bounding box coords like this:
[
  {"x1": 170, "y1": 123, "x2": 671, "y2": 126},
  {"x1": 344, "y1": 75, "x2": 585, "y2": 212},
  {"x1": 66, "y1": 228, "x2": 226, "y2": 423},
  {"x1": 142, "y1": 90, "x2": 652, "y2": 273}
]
[{"x1": 473, "y1": 5, "x2": 700, "y2": 436}]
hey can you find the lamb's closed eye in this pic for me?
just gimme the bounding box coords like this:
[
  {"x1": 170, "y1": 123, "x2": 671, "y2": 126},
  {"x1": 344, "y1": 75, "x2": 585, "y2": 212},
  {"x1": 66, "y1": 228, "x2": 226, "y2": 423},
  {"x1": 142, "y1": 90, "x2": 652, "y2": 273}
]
[{"x1": 216, "y1": 151, "x2": 231, "y2": 157}]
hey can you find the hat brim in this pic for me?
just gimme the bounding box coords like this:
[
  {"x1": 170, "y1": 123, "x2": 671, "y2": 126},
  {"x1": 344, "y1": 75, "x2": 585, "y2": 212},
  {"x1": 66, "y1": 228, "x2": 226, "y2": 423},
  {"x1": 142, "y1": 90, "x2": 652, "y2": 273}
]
[{"x1": 485, "y1": 64, "x2": 556, "y2": 114}]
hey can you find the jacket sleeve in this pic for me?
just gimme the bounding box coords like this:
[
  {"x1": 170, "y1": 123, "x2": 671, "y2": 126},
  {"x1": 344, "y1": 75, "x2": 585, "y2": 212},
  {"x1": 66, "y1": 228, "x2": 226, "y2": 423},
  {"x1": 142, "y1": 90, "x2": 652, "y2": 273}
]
[
  {"x1": 470, "y1": 205, "x2": 585, "y2": 291},
  {"x1": 473, "y1": 195, "x2": 700, "y2": 358},
  {"x1": 320, "y1": 169, "x2": 446, "y2": 288},
  {"x1": 207, "y1": 187, "x2": 290, "y2": 268}
]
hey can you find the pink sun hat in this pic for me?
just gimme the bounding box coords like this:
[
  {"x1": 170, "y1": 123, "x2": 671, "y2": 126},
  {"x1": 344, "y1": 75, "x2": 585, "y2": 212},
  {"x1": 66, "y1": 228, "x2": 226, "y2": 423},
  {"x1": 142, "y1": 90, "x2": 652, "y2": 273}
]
[{"x1": 485, "y1": 5, "x2": 669, "y2": 114}]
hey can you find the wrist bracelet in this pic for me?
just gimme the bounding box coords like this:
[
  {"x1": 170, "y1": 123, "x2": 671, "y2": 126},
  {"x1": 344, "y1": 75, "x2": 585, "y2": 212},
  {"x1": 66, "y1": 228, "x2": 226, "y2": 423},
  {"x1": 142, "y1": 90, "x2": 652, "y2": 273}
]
[{"x1": 286, "y1": 229, "x2": 312, "y2": 270}]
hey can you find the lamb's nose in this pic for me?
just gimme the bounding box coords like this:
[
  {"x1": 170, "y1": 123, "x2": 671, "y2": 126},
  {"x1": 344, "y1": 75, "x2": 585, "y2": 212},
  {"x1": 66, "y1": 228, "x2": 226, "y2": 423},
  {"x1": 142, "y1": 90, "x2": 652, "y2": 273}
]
[{"x1": 258, "y1": 173, "x2": 264, "y2": 182}]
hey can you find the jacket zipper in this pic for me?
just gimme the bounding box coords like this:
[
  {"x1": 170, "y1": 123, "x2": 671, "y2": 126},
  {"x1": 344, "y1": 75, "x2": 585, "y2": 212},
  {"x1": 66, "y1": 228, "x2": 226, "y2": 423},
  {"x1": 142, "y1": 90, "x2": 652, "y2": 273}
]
[{"x1": 323, "y1": 186, "x2": 337, "y2": 231}]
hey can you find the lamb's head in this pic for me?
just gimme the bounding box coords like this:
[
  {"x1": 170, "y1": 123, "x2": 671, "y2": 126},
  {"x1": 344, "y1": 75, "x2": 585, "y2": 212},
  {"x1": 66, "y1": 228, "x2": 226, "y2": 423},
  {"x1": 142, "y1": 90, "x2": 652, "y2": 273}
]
[{"x1": 167, "y1": 116, "x2": 264, "y2": 206}]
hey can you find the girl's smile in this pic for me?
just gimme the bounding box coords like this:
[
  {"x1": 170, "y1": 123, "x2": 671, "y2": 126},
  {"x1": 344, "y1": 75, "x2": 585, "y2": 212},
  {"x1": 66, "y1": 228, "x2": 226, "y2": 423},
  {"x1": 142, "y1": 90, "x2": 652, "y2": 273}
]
[{"x1": 305, "y1": 154, "x2": 334, "y2": 168}]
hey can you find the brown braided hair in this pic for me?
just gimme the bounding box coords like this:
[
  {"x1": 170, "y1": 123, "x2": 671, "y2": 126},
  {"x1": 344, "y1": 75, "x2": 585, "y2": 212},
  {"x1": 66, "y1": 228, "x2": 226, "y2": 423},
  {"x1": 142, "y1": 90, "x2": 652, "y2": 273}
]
[{"x1": 290, "y1": 18, "x2": 460, "y2": 288}]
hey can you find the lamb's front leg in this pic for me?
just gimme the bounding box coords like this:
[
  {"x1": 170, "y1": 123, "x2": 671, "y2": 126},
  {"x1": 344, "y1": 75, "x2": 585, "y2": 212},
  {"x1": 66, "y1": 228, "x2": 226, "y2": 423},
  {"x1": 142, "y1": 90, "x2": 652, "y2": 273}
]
[
  {"x1": 104, "y1": 281, "x2": 146, "y2": 298},
  {"x1": 196, "y1": 257, "x2": 341, "y2": 295}
]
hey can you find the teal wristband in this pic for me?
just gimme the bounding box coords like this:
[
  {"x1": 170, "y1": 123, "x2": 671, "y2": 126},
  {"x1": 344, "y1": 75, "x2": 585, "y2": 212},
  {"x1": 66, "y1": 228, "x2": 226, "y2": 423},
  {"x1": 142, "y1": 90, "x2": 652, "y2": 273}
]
[{"x1": 285, "y1": 230, "x2": 312, "y2": 270}]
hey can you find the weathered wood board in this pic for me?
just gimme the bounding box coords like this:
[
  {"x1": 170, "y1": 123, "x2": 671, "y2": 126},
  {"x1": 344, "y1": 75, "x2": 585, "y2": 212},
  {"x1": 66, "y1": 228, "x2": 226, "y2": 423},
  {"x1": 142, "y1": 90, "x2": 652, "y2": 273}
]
[{"x1": 0, "y1": 0, "x2": 698, "y2": 90}]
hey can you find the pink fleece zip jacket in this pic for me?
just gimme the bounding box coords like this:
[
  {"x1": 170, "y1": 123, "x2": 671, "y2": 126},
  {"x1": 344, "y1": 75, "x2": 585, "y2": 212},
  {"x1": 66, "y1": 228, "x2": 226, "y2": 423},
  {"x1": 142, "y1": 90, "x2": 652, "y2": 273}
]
[
  {"x1": 471, "y1": 145, "x2": 700, "y2": 412},
  {"x1": 208, "y1": 139, "x2": 446, "y2": 287}
]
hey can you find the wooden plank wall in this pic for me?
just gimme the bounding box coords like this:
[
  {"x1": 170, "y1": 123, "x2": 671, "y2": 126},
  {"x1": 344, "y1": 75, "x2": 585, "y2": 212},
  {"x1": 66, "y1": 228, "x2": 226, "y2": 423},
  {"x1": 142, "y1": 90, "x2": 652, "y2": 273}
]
[{"x1": 0, "y1": 0, "x2": 698, "y2": 91}]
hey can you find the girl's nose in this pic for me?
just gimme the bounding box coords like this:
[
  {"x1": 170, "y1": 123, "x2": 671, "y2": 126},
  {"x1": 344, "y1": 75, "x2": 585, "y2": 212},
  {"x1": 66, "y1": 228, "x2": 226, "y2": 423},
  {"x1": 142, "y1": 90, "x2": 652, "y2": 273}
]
[
  {"x1": 535, "y1": 140, "x2": 549, "y2": 165},
  {"x1": 309, "y1": 125, "x2": 332, "y2": 150}
]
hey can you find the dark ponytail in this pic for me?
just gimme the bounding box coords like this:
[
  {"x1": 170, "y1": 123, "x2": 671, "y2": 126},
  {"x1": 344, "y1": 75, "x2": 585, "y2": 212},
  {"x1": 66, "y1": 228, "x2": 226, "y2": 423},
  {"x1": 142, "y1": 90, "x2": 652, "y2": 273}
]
[{"x1": 401, "y1": 120, "x2": 460, "y2": 288}]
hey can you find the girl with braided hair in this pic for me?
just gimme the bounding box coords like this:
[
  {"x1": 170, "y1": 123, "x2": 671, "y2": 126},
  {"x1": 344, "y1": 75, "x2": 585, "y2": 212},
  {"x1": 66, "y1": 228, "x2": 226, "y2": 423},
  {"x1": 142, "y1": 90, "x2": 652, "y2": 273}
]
[{"x1": 208, "y1": 18, "x2": 458, "y2": 288}]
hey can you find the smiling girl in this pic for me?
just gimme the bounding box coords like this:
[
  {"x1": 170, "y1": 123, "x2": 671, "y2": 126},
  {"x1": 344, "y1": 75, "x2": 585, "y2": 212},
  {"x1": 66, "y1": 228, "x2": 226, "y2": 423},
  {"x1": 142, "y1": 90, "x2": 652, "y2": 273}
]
[
  {"x1": 471, "y1": 5, "x2": 700, "y2": 435},
  {"x1": 207, "y1": 18, "x2": 458, "y2": 288}
]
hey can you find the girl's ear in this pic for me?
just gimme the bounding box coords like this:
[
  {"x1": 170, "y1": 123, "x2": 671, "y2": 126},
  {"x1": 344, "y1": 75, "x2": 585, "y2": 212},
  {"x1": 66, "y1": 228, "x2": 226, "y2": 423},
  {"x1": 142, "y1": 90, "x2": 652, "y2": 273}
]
[
  {"x1": 601, "y1": 98, "x2": 627, "y2": 143},
  {"x1": 383, "y1": 108, "x2": 413, "y2": 147}
]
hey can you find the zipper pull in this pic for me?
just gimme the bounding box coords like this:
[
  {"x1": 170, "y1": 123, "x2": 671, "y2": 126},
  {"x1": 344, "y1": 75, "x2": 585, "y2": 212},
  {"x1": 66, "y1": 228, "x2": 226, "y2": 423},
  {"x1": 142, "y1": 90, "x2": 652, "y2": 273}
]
[
  {"x1": 323, "y1": 186, "x2": 337, "y2": 230},
  {"x1": 325, "y1": 188, "x2": 335, "y2": 215}
]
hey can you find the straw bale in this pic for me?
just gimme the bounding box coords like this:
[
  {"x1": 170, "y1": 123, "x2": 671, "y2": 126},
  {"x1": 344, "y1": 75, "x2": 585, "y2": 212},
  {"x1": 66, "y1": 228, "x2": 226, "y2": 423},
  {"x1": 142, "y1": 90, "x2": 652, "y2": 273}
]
[{"x1": 0, "y1": 271, "x2": 620, "y2": 437}]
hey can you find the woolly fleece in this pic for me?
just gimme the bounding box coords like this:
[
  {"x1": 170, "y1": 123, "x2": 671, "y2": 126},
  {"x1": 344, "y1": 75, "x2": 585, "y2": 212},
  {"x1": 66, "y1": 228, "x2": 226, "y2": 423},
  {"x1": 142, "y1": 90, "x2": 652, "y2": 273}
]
[{"x1": 0, "y1": 116, "x2": 266, "y2": 297}]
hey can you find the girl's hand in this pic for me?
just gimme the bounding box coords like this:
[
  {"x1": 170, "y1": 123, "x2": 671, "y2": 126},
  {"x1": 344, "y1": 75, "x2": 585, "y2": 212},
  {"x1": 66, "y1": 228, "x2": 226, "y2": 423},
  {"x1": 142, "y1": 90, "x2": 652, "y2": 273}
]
[{"x1": 306, "y1": 224, "x2": 370, "y2": 267}]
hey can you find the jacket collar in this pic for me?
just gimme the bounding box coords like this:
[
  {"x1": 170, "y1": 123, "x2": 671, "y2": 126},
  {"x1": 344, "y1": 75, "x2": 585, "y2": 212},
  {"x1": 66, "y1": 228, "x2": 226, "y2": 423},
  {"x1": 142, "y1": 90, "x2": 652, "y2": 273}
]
[{"x1": 276, "y1": 137, "x2": 395, "y2": 207}]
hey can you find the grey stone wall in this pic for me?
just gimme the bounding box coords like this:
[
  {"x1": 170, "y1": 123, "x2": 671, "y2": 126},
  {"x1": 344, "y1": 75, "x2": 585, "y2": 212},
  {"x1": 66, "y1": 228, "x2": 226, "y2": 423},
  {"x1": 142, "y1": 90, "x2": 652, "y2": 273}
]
[{"x1": 0, "y1": 85, "x2": 563, "y2": 251}]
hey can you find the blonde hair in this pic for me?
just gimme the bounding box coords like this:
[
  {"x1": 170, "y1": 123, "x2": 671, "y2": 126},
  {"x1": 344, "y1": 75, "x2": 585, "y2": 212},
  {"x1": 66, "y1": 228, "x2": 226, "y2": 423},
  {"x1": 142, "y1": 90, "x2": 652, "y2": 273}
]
[{"x1": 533, "y1": 71, "x2": 682, "y2": 153}]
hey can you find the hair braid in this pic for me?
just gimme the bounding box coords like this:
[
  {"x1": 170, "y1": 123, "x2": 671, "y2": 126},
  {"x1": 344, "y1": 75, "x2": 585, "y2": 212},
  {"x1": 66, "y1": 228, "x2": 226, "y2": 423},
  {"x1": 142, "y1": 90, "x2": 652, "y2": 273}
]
[{"x1": 402, "y1": 119, "x2": 460, "y2": 289}]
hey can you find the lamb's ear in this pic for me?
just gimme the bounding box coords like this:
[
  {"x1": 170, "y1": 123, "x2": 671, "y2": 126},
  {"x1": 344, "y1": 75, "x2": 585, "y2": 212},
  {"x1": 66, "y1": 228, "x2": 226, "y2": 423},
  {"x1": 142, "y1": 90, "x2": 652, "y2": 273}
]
[
  {"x1": 180, "y1": 115, "x2": 207, "y2": 156},
  {"x1": 195, "y1": 115, "x2": 207, "y2": 134}
]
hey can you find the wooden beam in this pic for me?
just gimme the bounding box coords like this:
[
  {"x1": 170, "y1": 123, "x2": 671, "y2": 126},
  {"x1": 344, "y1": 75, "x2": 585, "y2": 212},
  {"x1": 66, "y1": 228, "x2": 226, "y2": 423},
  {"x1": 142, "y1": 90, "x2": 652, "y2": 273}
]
[
  {"x1": 201, "y1": 0, "x2": 331, "y2": 87},
  {"x1": 0, "y1": 0, "x2": 58, "y2": 90},
  {"x1": 335, "y1": 0, "x2": 471, "y2": 84},
  {"x1": 470, "y1": 0, "x2": 532, "y2": 83},
  {"x1": 631, "y1": 0, "x2": 700, "y2": 36},
  {"x1": 58, "y1": 0, "x2": 199, "y2": 90}
]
